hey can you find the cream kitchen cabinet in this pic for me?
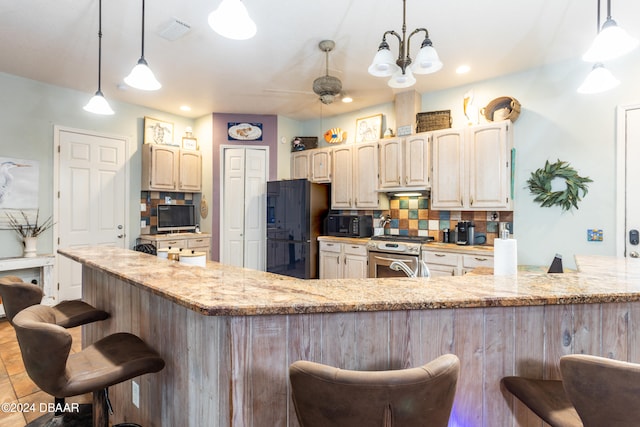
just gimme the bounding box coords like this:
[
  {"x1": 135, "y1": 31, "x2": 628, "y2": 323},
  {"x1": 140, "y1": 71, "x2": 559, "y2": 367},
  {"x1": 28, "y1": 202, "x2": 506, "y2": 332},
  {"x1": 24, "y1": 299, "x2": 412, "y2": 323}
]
[
  {"x1": 142, "y1": 144, "x2": 202, "y2": 192},
  {"x1": 431, "y1": 121, "x2": 513, "y2": 210},
  {"x1": 139, "y1": 233, "x2": 211, "y2": 260},
  {"x1": 378, "y1": 133, "x2": 430, "y2": 190},
  {"x1": 291, "y1": 151, "x2": 310, "y2": 180},
  {"x1": 422, "y1": 247, "x2": 494, "y2": 277},
  {"x1": 319, "y1": 240, "x2": 368, "y2": 279},
  {"x1": 331, "y1": 143, "x2": 388, "y2": 210},
  {"x1": 291, "y1": 148, "x2": 332, "y2": 183}
]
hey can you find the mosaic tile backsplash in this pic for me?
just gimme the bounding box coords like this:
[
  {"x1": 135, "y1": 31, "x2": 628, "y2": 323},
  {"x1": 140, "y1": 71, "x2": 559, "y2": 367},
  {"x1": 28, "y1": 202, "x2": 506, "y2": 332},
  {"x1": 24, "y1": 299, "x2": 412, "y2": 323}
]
[
  {"x1": 140, "y1": 191, "x2": 194, "y2": 234},
  {"x1": 334, "y1": 197, "x2": 513, "y2": 246}
]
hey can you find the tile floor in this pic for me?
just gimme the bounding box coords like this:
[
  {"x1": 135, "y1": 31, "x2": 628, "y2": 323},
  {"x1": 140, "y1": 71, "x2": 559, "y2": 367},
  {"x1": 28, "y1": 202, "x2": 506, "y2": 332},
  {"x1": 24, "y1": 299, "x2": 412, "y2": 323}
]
[{"x1": 0, "y1": 319, "x2": 90, "y2": 426}]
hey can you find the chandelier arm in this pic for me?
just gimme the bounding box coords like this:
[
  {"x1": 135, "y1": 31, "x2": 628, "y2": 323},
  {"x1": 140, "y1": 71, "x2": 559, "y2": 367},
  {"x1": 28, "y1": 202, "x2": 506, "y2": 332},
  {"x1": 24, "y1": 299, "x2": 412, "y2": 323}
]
[{"x1": 406, "y1": 28, "x2": 429, "y2": 63}]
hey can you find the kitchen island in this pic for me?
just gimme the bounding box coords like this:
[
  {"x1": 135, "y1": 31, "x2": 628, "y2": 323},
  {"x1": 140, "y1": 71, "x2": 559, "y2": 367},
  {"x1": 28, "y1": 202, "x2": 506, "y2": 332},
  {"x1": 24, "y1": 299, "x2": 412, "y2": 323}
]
[{"x1": 59, "y1": 247, "x2": 640, "y2": 426}]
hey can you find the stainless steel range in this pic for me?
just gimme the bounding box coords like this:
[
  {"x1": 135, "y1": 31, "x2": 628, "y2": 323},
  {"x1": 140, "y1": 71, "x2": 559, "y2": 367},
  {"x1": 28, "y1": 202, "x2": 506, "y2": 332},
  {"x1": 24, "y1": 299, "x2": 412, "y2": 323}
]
[{"x1": 367, "y1": 235, "x2": 432, "y2": 278}]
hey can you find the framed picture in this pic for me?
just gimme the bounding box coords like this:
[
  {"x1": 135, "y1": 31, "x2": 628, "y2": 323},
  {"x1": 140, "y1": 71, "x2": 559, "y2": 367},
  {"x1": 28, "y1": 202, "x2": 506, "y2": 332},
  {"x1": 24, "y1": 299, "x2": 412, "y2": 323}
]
[
  {"x1": 227, "y1": 122, "x2": 263, "y2": 141},
  {"x1": 144, "y1": 116, "x2": 175, "y2": 145},
  {"x1": 182, "y1": 137, "x2": 198, "y2": 150},
  {"x1": 355, "y1": 114, "x2": 382, "y2": 143}
]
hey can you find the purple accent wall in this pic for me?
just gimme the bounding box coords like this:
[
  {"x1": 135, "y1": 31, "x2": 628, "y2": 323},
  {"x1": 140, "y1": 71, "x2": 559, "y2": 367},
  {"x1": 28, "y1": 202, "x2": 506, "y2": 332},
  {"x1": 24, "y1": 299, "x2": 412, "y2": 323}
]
[{"x1": 211, "y1": 113, "x2": 277, "y2": 261}]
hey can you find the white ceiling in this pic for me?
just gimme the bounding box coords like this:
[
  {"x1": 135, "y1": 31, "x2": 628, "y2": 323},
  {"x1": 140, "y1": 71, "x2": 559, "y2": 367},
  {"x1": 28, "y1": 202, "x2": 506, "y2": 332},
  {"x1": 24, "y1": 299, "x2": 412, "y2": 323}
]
[{"x1": 1, "y1": 0, "x2": 638, "y2": 121}]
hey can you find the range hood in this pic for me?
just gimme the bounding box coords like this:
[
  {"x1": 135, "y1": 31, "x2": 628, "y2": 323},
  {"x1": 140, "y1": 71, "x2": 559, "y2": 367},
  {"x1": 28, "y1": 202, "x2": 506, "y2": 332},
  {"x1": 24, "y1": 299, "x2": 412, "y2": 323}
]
[{"x1": 381, "y1": 188, "x2": 430, "y2": 197}]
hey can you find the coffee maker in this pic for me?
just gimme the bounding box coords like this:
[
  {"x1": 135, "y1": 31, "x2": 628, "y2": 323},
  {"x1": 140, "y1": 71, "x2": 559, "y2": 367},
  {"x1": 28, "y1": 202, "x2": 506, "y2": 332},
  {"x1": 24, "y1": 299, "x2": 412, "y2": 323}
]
[{"x1": 455, "y1": 221, "x2": 475, "y2": 245}]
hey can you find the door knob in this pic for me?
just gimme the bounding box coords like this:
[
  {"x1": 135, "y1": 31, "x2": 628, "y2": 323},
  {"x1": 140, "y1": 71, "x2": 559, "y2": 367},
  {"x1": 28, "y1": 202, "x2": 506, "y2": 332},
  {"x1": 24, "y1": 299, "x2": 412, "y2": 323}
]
[
  {"x1": 117, "y1": 234, "x2": 124, "y2": 238},
  {"x1": 631, "y1": 251, "x2": 640, "y2": 258}
]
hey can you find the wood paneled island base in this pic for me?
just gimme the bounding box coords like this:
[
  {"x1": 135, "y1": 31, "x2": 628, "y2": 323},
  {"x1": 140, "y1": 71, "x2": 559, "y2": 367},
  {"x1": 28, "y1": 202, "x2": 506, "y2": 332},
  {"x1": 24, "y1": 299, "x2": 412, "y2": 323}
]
[{"x1": 62, "y1": 248, "x2": 640, "y2": 427}]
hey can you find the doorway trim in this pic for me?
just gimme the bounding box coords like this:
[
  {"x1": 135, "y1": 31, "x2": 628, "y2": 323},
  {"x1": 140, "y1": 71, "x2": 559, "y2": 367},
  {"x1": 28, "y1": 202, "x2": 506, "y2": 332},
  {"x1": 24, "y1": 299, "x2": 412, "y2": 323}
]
[
  {"x1": 219, "y1": 145, "x2": 269, "y2": 265},
  {"x1": 616, "y1": 104, "x2": 640, "y2": 257},
  {"x1": 53, "y1": 125, "x2": 131, "y2": 301}
]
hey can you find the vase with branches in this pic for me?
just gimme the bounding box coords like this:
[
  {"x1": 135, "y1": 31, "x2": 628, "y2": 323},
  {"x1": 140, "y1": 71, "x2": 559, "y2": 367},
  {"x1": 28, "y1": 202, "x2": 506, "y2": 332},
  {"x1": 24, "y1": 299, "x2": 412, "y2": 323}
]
[
  {"x1": 6, "y1": 210, "x2": 54, "y2": 238},
  {"x1": 6, "y1": 210, "x2": 54, "y2": 257}
]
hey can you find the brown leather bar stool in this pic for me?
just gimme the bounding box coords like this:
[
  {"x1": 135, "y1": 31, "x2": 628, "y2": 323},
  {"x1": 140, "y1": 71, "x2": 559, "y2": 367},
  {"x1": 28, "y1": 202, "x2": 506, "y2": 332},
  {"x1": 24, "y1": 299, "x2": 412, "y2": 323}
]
[
  {"x1": 13, "y1": 304, "x2": 165, "y2": 427},
  {"x1": 0, "y1": 275, "x2": 109, "y2": 327},
  {"x1": 502, "y1": 354, "x2": 640, "y2": 427},
  {"x1": 289, "y1": 354, "x2": 460, "y2": 427}
]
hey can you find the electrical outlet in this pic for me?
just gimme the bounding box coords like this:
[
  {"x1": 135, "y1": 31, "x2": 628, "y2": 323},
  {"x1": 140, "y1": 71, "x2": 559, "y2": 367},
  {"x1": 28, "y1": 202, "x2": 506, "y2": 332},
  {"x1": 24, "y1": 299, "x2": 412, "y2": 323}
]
[
  {"x1": 587, "y1": 229, "x2": 603, "y2": 242},
  {"x1": 140, "y1": 203, "x2": 146, "y2": 212},
  {"x1": 132, "y1": 381, "x2": 140, "y2": 408}
]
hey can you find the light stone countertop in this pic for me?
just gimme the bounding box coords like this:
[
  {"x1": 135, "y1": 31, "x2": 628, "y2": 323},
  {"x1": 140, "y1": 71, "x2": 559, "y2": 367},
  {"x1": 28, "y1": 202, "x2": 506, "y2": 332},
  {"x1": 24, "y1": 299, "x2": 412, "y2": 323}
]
[{"x1": 58, "y1": 247, "x2": 640, "y2": 317}]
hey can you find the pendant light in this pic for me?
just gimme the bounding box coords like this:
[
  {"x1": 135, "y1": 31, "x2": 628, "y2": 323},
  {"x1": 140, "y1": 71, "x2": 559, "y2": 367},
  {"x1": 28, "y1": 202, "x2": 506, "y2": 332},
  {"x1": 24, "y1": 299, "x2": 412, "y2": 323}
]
[
  {"x1": 84, "y1": 0, "x2": 114, "y2": 115},
  {"x1": 124, "y1": 0, "x2": 161, "y2": 90},
  {"x1": 583, "y1": 0, "x2": 638, "y2": 63},
  {"x1": 577, "y1": 63, "x2": 620, "y2": 94},
  {"x1": 368, "y1": 0, "x2": 442, "y2": 88},
  {"x1": 208, "y1": 0, "x2": 256, "y2": 40},
  {"x1": 578, "y1": 0, "x2": 621, "y2": 94}
]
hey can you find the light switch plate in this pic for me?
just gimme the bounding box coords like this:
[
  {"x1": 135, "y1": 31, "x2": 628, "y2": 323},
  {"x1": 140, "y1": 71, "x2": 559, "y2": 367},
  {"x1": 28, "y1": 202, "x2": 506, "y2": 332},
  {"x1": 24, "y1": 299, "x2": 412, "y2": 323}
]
[
  {"x1": 140, "y1": 203, "x2": 146, "y2": 212},
  {"x1": 587, "y1": 229, "x2": 603, "y2": 241}
]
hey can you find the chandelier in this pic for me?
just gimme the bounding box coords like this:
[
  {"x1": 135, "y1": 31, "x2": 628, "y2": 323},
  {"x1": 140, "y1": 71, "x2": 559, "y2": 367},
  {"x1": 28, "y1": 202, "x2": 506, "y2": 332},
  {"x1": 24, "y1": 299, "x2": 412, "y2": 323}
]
[{"x1": 368, "y1": 0, "x2": 442, "y2": 88}]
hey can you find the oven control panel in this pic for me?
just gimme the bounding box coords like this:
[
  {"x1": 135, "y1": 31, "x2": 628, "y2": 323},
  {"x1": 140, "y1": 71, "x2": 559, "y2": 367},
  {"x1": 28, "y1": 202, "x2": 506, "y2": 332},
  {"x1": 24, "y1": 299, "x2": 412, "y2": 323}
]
[{"x1": 367, "y1": 241, "x2": 421, "y2": 254}]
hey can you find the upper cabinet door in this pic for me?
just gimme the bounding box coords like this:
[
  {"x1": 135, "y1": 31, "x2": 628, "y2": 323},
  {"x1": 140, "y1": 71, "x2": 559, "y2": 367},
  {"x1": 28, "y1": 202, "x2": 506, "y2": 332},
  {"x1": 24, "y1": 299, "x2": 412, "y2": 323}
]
[
  {"x1": 404, "y1": 133, "x2": 430, "y2": 187},
  {"x1": 353, "y1": 142, "x2": 380, "y2": 208},
  {"x1": 310, "y1": 148, "x2": 332, "y2": 183},
  {"x1": 179, "y1": 150, "x2": 202, "y2": 192},
  {"x1": 331, "y1": 146, "x2": 353, "y2": 209},
  {"x1": 142, "y1": 144, "x2": 179, "y2": 191},
  {"x1": 430, "y1": 129, "x2": 465, "y2": 210},
  {"x1": 468, "y1": 122, "x2": 512, "y2": 210},
  {"x1": 378, "y1": 138, "x2": 403, "y2": 189},
  {"x1": 291, "y1": 151, "x2": 310, "y2": 180}
]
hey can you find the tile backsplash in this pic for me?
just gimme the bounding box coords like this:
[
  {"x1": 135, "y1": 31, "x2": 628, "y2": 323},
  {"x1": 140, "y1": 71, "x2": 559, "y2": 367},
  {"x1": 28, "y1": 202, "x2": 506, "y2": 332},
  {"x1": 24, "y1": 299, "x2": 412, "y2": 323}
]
[
  {"x1": 334, "y1": 197, "x2": 513, "y2": 246},
  {"x1": 140, "y1": 191, "x2": 194, "y2": 234}
]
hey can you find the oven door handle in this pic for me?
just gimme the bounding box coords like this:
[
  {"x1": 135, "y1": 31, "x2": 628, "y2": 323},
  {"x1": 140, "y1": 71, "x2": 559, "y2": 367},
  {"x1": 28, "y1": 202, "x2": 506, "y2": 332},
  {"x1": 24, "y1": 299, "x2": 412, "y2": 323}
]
[{"x1": 371, "y1": 255, "x2": 418, "y2": 266}]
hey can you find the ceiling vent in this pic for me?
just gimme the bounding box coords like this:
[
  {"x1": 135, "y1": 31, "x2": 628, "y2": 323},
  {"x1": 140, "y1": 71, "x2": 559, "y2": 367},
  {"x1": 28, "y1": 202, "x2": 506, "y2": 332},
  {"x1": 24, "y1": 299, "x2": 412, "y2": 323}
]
[{"x1": 158, "y1": 18, "x2": 191, "y2": 41}]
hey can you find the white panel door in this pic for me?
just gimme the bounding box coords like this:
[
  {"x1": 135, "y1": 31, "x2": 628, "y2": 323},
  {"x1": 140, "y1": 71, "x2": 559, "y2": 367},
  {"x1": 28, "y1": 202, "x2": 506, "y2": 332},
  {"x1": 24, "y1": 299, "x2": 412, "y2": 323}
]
[
  {"x1": 57, "y1": 128, "x2": 127, "y2": 301},
  {"x1": 621, "y1": 106, "x2": 640, "y2": 259},
  {"x1": 222, "y1": 147, "x2": 267, "y2": 270},
  {"x1": 243, "y1": 149, "x2": 266, "y2": 271},
  {"x1": 223, "y1": 148, "x2": 246, "y2": 267}
]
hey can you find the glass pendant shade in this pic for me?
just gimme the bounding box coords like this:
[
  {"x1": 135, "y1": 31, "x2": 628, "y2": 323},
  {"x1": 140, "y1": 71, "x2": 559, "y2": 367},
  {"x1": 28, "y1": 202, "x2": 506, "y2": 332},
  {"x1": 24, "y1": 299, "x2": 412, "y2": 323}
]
[
  {"x1": 412, "y1": 43, "x2": 443, "y2": 75},
  {"x1": 368, "y1": 45, "x2": 399, "y2": 77},
  {"x1": 84, "y1": 90, "x2": 114, "y2": 115},
  {"x1": 388, "y1": 67, "x2": 416, "y2": 88},
  {"x1": 583, "y1": 19, "x2": 639, "y2": 62},
  {"x1": 577, "y1": 63, "x2": 620, "y2": 94},
  {"x1": 124, "y1": 57, "x2": 161, "y2": 90},
  {"x1": 208, "y1": 0, "x2": 256, "y2": 40}
]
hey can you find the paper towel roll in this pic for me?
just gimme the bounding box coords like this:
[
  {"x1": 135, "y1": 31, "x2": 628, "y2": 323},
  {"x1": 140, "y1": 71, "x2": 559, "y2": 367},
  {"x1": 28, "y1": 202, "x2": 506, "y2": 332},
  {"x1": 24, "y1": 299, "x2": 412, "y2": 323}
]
[{"x1": 494, "y1": 238, "x2": 517, "y2": 276}]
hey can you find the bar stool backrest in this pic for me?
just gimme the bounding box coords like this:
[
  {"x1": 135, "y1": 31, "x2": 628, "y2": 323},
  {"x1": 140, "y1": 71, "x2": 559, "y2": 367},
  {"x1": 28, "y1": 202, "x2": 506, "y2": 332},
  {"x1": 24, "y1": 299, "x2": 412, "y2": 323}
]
[
  {"x1": 289, "y1": 354, "x2": 460, "y2": 427},
  {"x1": 0, "y1": 276, "x2": 44, "y2": 324},
  {"x1": 561, "y1": 354, "x2": 640, "y2": 427}
]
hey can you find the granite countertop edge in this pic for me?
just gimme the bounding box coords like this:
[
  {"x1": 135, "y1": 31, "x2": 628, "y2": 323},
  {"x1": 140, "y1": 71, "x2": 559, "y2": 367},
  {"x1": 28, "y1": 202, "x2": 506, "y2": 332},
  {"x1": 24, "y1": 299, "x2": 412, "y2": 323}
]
[{"x1": 58, "y1": 247, "x2": 640, "y2": 317}]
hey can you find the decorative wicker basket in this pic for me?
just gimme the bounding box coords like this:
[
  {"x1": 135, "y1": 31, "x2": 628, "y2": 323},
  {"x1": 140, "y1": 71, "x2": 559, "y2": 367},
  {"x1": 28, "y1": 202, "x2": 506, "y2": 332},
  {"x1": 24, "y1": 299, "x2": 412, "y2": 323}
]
[
  {"x1": 291, "y1": 136, "x2": 318, "y2": 152},
  {"x1": 481, "y1": 96, "x2": 521, "y2": 123},
  {"x1": 416, "y1": 110, "x2": 452, "y2": 133}
]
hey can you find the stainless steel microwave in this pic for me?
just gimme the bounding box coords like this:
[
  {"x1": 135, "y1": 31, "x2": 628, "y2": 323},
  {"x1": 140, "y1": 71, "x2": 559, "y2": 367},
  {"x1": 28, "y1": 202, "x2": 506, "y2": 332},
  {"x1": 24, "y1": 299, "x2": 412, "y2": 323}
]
[{"x1": 324, "y1": 215, "x2": 373, "y2": 237}]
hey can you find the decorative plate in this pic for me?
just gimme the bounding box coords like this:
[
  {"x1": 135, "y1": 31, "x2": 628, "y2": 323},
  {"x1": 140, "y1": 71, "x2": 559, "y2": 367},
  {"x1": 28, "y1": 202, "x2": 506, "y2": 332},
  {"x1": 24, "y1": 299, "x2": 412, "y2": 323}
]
[{"x1": 228, "y1": 123, "x2": 262, "y2": 140}]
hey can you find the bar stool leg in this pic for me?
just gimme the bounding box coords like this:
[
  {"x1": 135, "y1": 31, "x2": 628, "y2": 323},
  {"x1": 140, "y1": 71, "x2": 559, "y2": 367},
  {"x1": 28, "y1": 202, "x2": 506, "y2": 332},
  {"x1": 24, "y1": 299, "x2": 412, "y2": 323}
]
[{"x1": 93, "y1": 390, "x2": 109, "y2": 427}]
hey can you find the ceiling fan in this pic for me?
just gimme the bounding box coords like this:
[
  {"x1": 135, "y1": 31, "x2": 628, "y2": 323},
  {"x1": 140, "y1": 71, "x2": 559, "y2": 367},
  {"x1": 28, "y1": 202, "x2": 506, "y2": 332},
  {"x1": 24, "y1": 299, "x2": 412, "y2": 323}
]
[{"x1": 312, "y1": 40, "x2": 342, "y2": 105}]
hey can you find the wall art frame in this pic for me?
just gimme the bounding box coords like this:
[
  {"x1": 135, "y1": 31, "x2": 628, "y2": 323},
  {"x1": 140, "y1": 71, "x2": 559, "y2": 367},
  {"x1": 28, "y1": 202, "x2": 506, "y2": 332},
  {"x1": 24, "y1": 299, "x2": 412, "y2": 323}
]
[
  {"x1": 355, "y1": 114, "x2": 382, "y2": 143},
  {"x1": 144, "y1": 116, "x2": 175, "y2": 145}
]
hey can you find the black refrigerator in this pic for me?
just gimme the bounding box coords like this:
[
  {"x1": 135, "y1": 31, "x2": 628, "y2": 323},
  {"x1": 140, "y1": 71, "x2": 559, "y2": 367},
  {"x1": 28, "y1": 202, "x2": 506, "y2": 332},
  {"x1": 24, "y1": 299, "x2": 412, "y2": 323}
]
[{"x1": 266, "y1": 179, "x2": 329, "y2": 279}]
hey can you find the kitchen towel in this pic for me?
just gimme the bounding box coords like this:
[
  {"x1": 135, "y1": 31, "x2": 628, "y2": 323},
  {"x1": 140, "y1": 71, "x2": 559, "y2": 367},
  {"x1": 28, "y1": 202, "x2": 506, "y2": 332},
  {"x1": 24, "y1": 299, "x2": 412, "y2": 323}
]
[{"x1": 494, "y1": 238, "x2": 517, "y2": 275}]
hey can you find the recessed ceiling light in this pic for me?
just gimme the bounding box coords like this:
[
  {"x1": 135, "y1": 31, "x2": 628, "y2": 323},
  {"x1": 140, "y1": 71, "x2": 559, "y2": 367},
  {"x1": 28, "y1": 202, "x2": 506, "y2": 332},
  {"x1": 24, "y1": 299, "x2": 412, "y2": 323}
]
[
  {"x1": 456, "y1": 65, "x2": 470, "y2": 74},
  {"x1": 342, "y1": 95, "x2": 353, "y2": 103},
  {"x1": 180, "y1": 105, "x2": 192, "y2": 112}
]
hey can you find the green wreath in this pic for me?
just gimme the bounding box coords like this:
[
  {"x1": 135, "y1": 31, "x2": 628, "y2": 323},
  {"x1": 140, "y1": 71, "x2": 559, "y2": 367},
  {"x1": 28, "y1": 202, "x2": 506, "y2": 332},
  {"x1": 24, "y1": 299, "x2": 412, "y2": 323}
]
[{"x1": 527, "y1": 160, "x2": 592, "y2": 211}]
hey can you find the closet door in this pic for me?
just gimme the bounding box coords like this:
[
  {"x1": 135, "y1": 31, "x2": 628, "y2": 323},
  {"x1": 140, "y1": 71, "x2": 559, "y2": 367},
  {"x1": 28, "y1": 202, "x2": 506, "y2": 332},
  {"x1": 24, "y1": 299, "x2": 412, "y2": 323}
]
[{"x1": 222, "y1": 147, "x2": 267, "y2": 270}]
